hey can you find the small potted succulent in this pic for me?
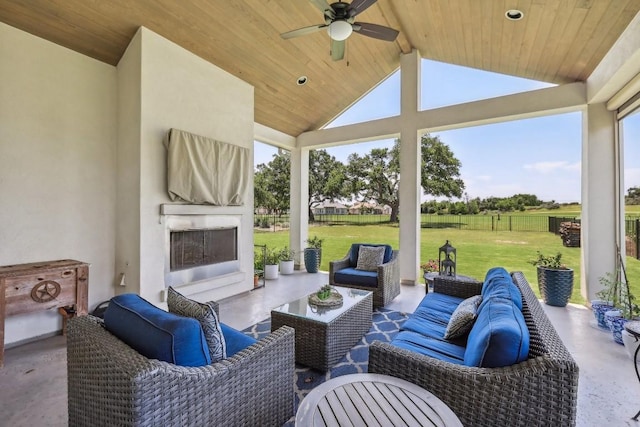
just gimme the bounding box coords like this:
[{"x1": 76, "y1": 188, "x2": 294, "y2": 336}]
[
  {"x1": 529, "y1": 251, "x2": 573, "y2": 307},
  {"x1": 316, "y1": 284, "x2": 332, "y2": 300}
]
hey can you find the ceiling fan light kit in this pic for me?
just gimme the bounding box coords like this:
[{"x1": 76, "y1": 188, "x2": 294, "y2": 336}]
[
  {"x1": 327, "y1": 20, "x2": 353, "y2": 41},
  {"x1": 281, "y1": 0, "x2": 398, "y2": 61}
]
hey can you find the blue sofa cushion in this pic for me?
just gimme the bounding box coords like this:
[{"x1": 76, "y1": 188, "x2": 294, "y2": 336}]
[
  {"x1": 334, "y1": 267, "x2": 378, "y2": 287},
  {"x1": 348, "y1": 243, "x2": 393, "y2": 266},
  {"x1": 166, "y1": 286, "x2": 226, "y2": 362},
  {"x1": 464, "y1": 297, "x2": 529, "y2": 368},
  {"x1": 401, "y1": 311, "x2": 449, "y2": 337},
  {"x1": 482, "y1": 267, "x2": 523, "y2": 310},
  {"x1": 104, "y1": 294, "x2": 211, "y2": 367},
  {"x1": 221, "y1": 323, "x2": 257, "y2": 357},
  {"x1": 416, "y1": 293, "x2": 464, "y2": 316},
  {"x1": 391, "y1": 331, "x2": 465, "y2": 364}
]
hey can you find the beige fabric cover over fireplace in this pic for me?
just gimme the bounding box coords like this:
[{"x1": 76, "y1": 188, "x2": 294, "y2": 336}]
[{"x1": 165, "y1": 128, "x2": 249, "y2": 205}]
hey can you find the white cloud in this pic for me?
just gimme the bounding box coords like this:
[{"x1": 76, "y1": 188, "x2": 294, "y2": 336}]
[{"x1": 523, "y1": 161, "x2": 580, "y2": 174}]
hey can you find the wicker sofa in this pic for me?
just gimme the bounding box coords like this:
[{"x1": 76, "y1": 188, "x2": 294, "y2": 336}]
[
  {"x1": 329, "y1": 243, "x2": 400, "y2": 307},
  {"x1": 369, "y1": 271, "x2": 579, "y2": 426},
  {"x1": 66, "y1": 301, "x2": 295, "y2": 427}
]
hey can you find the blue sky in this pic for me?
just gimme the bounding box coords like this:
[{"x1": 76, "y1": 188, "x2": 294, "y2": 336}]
[{"x1": 255, "y1": 59, "x2": 640, "y2": 204}]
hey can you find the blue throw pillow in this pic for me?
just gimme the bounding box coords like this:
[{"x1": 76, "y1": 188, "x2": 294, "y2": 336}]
[
  {"x1": 104, "y1": 294, "x2": 211, "y2": 367},
  {"x1": 167, "y1": 286, "x2": 226, "y2": 363}
]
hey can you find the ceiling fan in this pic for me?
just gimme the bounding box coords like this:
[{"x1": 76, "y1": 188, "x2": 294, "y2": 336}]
[{"x1": 280, "y1": 0, "x2": 399, "y2": 61}]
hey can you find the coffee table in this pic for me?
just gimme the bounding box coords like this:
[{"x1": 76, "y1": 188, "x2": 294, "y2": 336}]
[
  {"x1": 271, "y1": 286, "x2": 372, "y2": 371},
  {"x1": 295, "y1": 373, "x2": 463, "y2": 426}
]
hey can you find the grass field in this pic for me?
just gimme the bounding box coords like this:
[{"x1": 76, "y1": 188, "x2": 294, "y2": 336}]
[{"x1": 254, "y1": 224, "x2": 640, "y2": 305}]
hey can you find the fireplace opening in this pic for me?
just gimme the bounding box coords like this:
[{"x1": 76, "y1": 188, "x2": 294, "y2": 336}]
[{"x1": 170, "y1": 227, "x2": 237, "y2": 271}]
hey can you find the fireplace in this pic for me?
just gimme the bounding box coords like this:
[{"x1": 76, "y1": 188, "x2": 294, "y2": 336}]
[
  {"x1": 164, "y1": 214, "x2": 242, "y2": 288},
  {"x1": 170, "y1": 228, "x2": 237, "y2": 271}
]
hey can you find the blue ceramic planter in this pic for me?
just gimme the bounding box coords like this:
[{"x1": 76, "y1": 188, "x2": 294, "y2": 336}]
[{"x1": 537, "y1": 267, "x2": 573, "y2": 307}]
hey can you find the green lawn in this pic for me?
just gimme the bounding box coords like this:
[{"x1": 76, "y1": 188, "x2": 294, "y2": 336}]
[{"x1": 255, "y1": 224, "x2": 640, "y2": 305}]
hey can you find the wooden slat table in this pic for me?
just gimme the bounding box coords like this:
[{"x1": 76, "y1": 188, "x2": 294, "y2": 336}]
[{"x1": 296, "y1": 373, "x2": 462, "y2": 427}]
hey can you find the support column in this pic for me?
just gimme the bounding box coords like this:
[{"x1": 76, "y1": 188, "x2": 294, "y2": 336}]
[
  {"x1": 581, "y1": 103, "x2": 618, "y2": 301},
  {"x1": 290, "y1": 147, "x2": 309, "y2": 269},
  {"x1": 398, "y1": 50, "x2": 421, "y2": 285}
]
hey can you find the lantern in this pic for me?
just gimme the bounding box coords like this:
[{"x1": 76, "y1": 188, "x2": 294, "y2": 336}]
[{"x1": 438, "y1": 240, "x2": 456, "y2": 276}]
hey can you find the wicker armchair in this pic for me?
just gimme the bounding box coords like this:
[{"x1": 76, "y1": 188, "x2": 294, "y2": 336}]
[
  {"x1": 369, "y1": 271, "x2": 579, "y2": 427},
  {"x1": 67, "y1": 301, "x2": 295, "y2": 427},
  {"x1": 329, "y1": 244, "x2": 400, "y2": 308}
]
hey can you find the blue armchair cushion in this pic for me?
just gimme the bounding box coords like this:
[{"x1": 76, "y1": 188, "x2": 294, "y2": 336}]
[
  {"x1": 166, "y1": 286, "x2": 226, "y2": 362},
  {"x1": 104, "y1": 294, "x2": 211, "y2": 367},
  {"x1": 482, "y1": 267, "x2": 523, "y2": 310},
  {"x1": 334, "y1": 267, "x2": 378, "y2": 288},
  {"x1": 348, "y1": 243, "x2": 393, "y2": 266},
  {"x1": 464, "y1": 297, "x2": 529, "y2": 368},
  {"x1": 221, "y1": 323, "x2": 257, "y2": 357}
]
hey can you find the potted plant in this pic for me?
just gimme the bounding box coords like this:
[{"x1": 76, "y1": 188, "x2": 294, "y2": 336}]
[
  {"x1": 529, "y1": 251, "x2": 573, "y2": 307},
  {"x1": 304, "y1": 236, "x2": 323, "y2": 273},
  {"x1": 253, "y1": 250, "x2": 264, "y2": 287},
  {"x1": 596, "y1": 269, "x2": 640, "y2": 345},
  {"x1": 420, "y1": 259, "x2": 439, "y2": 288},
  {"x1": 264, "y1": 247, "x2": 281, "y2": 280},
  {"x1": 278, "y1": 246, "x2": 295, "y2": 275},
  {"x1": 592, "y1": 271, "x2": 619, "y2": 329}
]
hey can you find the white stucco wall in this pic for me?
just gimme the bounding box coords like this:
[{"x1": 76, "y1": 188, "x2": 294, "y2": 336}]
[
  {"x1": 0, "y1": 23, "x2": 117, "y2": 344},
  {"x1": 117, "y1": 28, "x2": 255, "y2": 305}
]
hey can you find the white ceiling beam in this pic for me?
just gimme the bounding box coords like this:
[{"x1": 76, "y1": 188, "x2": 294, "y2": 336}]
[
  {"x1": 295, "y1": 82, "x2": 586, "y2": 149},
  {"x1": 254, "y1": 122, "x2": 296, "y2": 149},
  {"x1": 588, "y1": 11, "x2": 640, "y2": 105}
]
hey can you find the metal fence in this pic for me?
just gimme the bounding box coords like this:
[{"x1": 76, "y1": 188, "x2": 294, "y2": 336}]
[{"x1": 254, "y1": 212, "x2": 640, "y2": 259}]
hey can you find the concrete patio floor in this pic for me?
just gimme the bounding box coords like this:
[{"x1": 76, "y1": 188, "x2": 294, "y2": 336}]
[{"x1": 1, "y1": 270, "x2": 639, "y2": 426}]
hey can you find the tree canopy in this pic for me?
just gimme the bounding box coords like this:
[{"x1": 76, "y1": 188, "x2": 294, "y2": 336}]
[
  {"x1": 254, "y1": 151, "x2": 290, "y2": 214},
  {"x1": 254, "y1": 133, "x2": 465, "y2": 222},
  {"x1": 308, "y1": 150, "x2": 349, "y2": 221}
]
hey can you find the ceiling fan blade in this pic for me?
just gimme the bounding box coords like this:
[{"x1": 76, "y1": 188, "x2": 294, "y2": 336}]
[
  {"x1": 331, "y1": 39, "x2": 345, "y2": 61},
  {"x1": 309, "y1": 0, "x2": 332, "y2": 13},
  {"x1": 352, "y1": 22, "x2": 399, "y2": 41},
  {"x1": 281, "y1": 24, "x2": 327, "y2": 40},
  {"x1": 347, "y1": 0, "x2": 377, "y2": 18}
]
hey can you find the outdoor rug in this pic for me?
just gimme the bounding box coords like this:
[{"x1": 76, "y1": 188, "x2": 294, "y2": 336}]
[{"x1": 241, "y1": 308, "x2": 408, "y2": 423}]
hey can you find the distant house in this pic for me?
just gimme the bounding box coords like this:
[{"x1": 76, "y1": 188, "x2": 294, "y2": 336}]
[
  {"x1": 349, "y1": 202, "x2": 392, "y2": 215},
  {"x1": 313, "y1": 202, "x2": 348, "y2": 215}
]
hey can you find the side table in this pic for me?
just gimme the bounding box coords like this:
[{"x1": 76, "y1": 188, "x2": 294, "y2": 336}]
[
  {"x1": 626, "y1": 320, "x2": 640, "y2": 421},
  {"x1": 423, "y1": 272, "x2": 479, "y2": 294},
  {"x1": 296, "y1": 373, "x2": 463, "y2": 426}
]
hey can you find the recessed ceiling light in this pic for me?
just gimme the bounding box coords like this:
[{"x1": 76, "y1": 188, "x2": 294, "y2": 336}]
[
  {"x1": 505, "y1": 9, "x2": 524, "y2": 21},
  {"x1": 296, "y1": 76, "x2": 308, "y2": 86}
]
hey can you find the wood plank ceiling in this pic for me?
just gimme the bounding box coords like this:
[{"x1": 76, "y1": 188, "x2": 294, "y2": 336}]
[{"x1": 1, "y1": 0, "x2": 638, "y2": 137}]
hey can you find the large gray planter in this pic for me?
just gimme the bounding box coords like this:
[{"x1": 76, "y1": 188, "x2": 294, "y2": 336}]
[
  {"x1": 537, "y1": 266, "x2": 574, "y2": 307},
  {"x1": 304, "y1": 248, "x2": 321, "y2": 273}
]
